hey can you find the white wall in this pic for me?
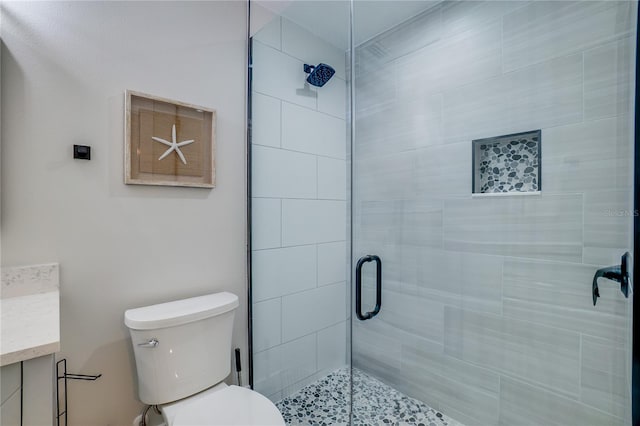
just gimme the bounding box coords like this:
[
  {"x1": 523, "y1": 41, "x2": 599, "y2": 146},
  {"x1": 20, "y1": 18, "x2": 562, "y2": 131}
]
[
  {"x1": 0, "y1": 2, "x2": 247, "y2": 425},
  {"x1": 250, "y1": 15, "x2": 349, "y2": 402}
]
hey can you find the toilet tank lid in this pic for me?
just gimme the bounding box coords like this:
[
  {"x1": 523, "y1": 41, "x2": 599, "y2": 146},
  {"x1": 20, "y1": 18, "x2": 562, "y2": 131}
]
[{"x1": 124, "y1": 292, "x2": 239, "y2": 330}]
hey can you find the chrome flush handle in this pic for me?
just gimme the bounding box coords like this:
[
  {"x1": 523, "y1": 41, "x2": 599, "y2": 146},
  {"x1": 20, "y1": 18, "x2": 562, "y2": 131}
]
[{"x1": 138, "y1": 338, "x2": 159, "y2": 348}]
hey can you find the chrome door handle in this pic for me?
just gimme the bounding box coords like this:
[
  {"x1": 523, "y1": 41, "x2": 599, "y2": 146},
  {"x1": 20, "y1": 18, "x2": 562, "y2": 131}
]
[{"x1": 138, "y1": 338, "x2": 159, "y2": 348}]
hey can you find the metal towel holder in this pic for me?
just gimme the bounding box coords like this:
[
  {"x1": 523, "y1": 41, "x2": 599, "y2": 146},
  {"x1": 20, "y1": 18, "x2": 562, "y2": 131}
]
[{"x1": 56, "y1": 358, "x2": 101, "y2": 426}]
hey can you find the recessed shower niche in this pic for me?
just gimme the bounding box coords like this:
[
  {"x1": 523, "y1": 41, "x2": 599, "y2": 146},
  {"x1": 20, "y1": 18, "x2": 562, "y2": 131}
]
[{"x1": 472, "y1": 130, "x2": 541, "y2": 195}]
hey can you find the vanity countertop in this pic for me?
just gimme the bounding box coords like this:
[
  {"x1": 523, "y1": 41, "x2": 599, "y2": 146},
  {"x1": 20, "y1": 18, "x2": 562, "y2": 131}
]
[{"x1": 1, "y1": 263, "x2": 60, "y2": 366}]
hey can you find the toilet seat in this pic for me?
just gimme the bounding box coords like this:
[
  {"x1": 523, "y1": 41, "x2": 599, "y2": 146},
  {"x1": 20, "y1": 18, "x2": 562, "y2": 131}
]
[{"x1": 161, "y1": 383, "x2": 285, "y2": 426}]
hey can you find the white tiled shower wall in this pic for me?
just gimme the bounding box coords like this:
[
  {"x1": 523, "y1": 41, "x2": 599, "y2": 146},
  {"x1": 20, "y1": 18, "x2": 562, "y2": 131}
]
[
  {"x1": 251, "y1": 16, "x2": 348, "y2": 402},
  {"x1": 353, "y1": 1, "x2": 635, "y2": 425}
]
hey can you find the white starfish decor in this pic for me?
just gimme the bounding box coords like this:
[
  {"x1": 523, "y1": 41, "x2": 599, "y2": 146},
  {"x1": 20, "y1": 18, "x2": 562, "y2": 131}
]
[{"x1": 151, "y1": 124, "x2": 194, "y2": 165}]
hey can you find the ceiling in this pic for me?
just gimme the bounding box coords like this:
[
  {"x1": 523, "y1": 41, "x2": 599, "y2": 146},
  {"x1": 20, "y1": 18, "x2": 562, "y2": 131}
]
[{"x1": 253, "y1": 0, "x2": 439, "y2": 50}]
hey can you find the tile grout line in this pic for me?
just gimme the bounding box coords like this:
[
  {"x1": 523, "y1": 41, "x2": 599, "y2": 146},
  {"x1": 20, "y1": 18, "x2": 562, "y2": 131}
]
[
  {"x1": 254, "y1": 281, "x2": 348, "y2": 309},
  {"x1": 279, "y1": 198, "x2": 283, "y2": 248},
  {"x1": 278, "y1": 16, "x2": 282, "y2": 51},
  {"x1": 252, "y1": 142, "x2": 348, "y2": 162},
  {"x1": 278, "y1": 296, "x2": 284, "y2": 350},
  {"x1": 500, "y1": 10, "x2": 504, "y2": 75},
  {"x1": 253, "y1": 195, "x2": 348, "y2": 202},
  {"x1": 256, "y1": 318, "x2": 349, "y2": 355},
  {"x1": 316, "y1": 156, "x2": 319, "y2": 200},
  {"x1": 253, "y1": 88, "x2": 347, "y2": 121},
  {"x1": 252, "y1": 239, "x2": 348, "y2": 252},
  {"x1": 582, "y1": 51, "x2": 586, "y2": 125},
  {"x1": 280, "y1": 294, "x2": 283, "y2": 365},
  {"x1": 578, "y1": 332, "x2": 583, "y2": 400},
  {"x1": 500, "y1": 255, "x2": 505, "y2": 318},
  {"x1": 581, "y1": 191, "x2": 586, "y2": 265},
  {"x1": 315, "y1": 331, "x2": 319, "y2": 373},
  {"x1": 497, "y1": 375, "x2": 502, "y2": 423},
  {"x1": 279, "y1": 98, "x2": 283, "y2": 148},
  {"x1": 351, "y1": 114, "x2": 629, "y2": 164}
]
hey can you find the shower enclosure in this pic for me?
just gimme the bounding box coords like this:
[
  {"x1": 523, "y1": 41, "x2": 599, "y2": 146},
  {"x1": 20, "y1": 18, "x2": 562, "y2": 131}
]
[{"x1": 249, "y1": 1, "x2": 637, "y2": 424}]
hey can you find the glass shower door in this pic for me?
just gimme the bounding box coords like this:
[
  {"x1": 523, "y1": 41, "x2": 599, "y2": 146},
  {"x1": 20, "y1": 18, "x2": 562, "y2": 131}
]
[
  {"x1": 351, "y1": 1, "x2": 635, "y2": 425},
  {"x1": 249, "y1": 1, "x2": 351, "y2": 423}
]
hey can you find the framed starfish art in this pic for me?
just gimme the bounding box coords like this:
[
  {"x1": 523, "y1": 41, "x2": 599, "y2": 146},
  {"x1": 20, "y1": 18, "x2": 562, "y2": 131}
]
[{"x1": 125, "y1": 90, "x2": 216, "y2": 188}]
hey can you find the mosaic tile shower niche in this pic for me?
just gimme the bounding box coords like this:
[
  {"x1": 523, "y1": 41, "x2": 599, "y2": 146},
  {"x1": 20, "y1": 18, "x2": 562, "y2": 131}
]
[{"x1": 472, "y1": 130, "x2": 541, "y2": 194}]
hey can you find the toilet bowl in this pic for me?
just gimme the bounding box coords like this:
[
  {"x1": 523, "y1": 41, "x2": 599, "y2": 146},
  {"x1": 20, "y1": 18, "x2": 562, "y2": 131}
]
[
  {"x1": 161, "y1": 382, "x2": 283, "y2": 425},
  {"x1": 124, "y1": 292, "x2": 284, "y2": 426}
]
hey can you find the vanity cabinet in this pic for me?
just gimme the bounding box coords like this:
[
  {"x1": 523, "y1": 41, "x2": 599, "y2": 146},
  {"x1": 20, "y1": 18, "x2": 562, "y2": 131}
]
[{"x1": 1, "y1": 264, "x2": 60, "y2": 425}]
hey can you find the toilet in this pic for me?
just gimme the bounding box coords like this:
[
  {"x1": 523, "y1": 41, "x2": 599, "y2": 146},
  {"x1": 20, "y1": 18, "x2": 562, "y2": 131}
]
[{"x1": 124, "y1": 292, "x2": 284, "y2": 426}]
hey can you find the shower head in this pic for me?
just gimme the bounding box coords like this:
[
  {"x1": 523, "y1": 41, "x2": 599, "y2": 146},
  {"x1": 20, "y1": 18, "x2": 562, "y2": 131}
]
[{"x1": 304, "y1": 63, "x2": 335, "y2": 87}]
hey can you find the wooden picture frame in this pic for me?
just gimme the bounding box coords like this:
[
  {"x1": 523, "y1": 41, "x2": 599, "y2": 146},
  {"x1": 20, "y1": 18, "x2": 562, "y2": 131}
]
[{"x1": 125, "y1": 90, "x2": 216, "y2": 188}]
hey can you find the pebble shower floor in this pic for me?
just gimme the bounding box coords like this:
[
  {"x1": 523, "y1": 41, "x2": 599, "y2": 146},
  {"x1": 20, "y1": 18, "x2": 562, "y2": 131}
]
[{"x1": 275, "y1": 368, "x2": 463, "y2": 426}]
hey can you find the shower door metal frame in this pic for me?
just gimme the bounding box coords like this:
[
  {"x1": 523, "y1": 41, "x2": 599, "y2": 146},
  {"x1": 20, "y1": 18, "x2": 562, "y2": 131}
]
[
  {"x1": 348, "y1": 0, "x2": 356, "y2": 422},
  {"x1": 246, "y1": 0, "x2": 254, "y2": 390}
]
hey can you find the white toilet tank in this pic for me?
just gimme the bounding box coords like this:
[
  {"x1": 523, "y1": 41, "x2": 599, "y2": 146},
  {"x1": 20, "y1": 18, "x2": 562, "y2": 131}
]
[{"x1": 124, "y1": 292, "x2": 239, "y2": 405}]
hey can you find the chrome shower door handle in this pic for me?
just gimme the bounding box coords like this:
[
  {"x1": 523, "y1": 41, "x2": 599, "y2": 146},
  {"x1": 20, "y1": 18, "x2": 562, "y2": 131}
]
[
  {"x1": 355, "y1": 255, "x2": 382, "y2": 321},
  {"x1": 138, "y1": 338, "x2": 159, "y2": 348}
]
